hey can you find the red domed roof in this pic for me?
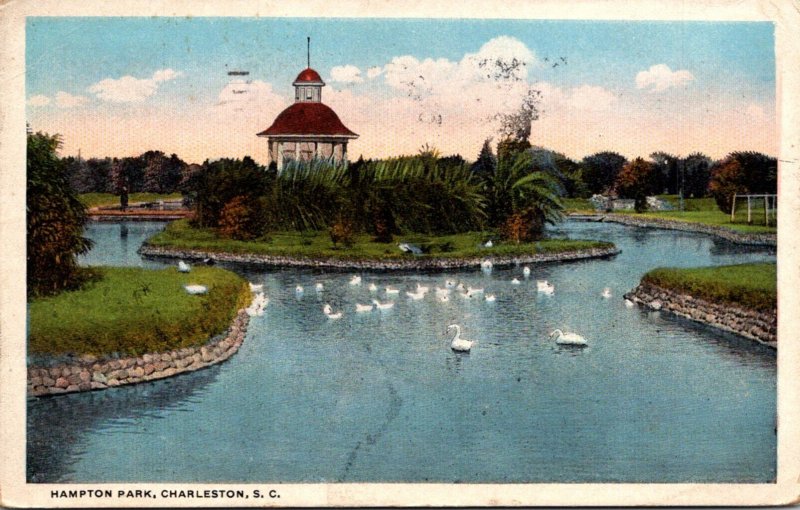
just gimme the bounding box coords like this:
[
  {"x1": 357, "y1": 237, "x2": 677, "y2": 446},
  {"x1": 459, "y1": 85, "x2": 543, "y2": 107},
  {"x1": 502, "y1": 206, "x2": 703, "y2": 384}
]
[
  {"x1": 257, "y1": 102, "x2": 358, "y2": 138},
  {"x1": 293, "y1": 67, "x2": 324, "y2": 84}
]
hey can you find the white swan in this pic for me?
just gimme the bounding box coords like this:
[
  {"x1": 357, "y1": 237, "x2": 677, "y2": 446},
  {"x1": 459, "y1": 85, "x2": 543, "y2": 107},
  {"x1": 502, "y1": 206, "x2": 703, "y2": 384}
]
[
  {"x1": 372, "y1": 299, "x2": 394, "y2": 310},
  {"x1": 467, "y1": 286, "x2": 484, "y2": 294},
  {"x1": 349, "y1": 275, "x2": 362, "y2": 286},
  {"x1": 445, "y1": 280, "x2": 456, "y2": 289},
  {"x1": 315, "y1": 282, "x2": 324, "y2": 292},
  {"x1": 484, "y1": 240, "x2": 493, "y2": 248},
  {"x1": 385, "y1": 286, "x2": 400, "y2": 295},
  {"x1": 247, "y1": 293, "x2": 268, "y2": 316},
  {"x1": 601, "y1": 287, "x2": 612, "y2": 299},
  {"x1": 456, "y1": 283, "x2": 466, "y2": 292},
  {"x1": 184, "y1": 284, "x2": 207, "y2": 295},
  {"x1": 295, "y1": 285, "x2": 304, "y2": 294},
  {"x1": 248, "y1": 282, "x2": 263, "y2": 292},
  {"x1": 624, "y1": 298, "x2": 635, "y2": 308},
  {"x1": 481, "y1": 259, "x2": 493, "y2": 271},
  {"x1": 406, "y1": 290, "x2": 426, "y2": 300},
  {"x1": 550, "y1": 329, "x2": 587, "y2": 346},
  {"x1": 435, "y1": 286, "x2": 450, "y2": 296},
  {"x1": 369, "y1": 283, "x2": 378, "y2": 292},
  {"x1": 355, "y1": 303, "x2": 373, "y2": 313},
  {"x1": 537, "y1": 280, "x2": 554, "y2": 294},
  {"x1": 511, "y1": 278, "x2": 521, "y2": 285},
  {"x1": 439, "y1": 294, "x2": 450, "y2": 302},
  {"x1": 447, "y1": 324, "x2": 474, "y2": 352},
  {"x1": 178, "y1": 261, "x2": 191, "y2": 273},
  {"x1": 323, "y1": 304, "x2": 343, "y2": 319},
  {"x1": 416, "y1": 283, "x2": 430, "y2": 293},
  {"x1": 523, "y1": 266, "x2": 531, "y2": 278},
  {"x1": 485, "y1": 294, "x2": 496, "y2": 302}
]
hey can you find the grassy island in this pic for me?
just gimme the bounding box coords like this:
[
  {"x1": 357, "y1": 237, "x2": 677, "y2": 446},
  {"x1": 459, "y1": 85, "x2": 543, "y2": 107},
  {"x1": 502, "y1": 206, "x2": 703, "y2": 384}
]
[
  {"x1": 144, "y1": 220, "x2": 615, "y2": 261},
  {"x1": 28, "y1": 266, "x2": 249, "y2": 356},
  {"x1": 642, "y1": 262, "x2": 776, "y2": 312}
]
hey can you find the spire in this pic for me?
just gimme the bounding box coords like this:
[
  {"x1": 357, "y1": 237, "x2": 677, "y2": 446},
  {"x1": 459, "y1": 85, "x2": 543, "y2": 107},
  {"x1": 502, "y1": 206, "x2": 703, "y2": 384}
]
[{"x1": 307, "y1": 36, "x2": 310, "y2": 69}]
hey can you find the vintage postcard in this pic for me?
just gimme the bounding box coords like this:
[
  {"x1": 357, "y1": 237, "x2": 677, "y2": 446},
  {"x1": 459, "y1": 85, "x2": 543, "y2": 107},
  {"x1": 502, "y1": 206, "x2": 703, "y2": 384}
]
[{"x1": 1, "y1": 0, "x2": 799, "y2": 507}]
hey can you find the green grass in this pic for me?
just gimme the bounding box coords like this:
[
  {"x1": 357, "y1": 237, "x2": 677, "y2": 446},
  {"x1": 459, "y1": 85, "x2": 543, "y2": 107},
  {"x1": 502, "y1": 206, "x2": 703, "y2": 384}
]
[
  {"x1": 642, "y1": 262, "x2": 776, "y2": 312},
  {"x1": 79, "y1": 192, "x2": 183, "y2": 208},
  {"x1": 562, "y1": 198, "x2": 594, "y2": 213},
  {"x1": 630, "y1": 195, "x2": 776, "y2": 233},
  {"x1": 145, "y1": 220, "x2": 614, "y2": 261},
  {"x1": 28, "y1": 266, "x2": 250, "y2": 356}
]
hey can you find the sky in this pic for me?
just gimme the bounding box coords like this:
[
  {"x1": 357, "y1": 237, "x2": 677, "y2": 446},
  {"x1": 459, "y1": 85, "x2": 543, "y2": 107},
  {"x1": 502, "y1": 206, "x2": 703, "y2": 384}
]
[{"x1": 26, "y1": 17, "x2": 777, "y2": 164}]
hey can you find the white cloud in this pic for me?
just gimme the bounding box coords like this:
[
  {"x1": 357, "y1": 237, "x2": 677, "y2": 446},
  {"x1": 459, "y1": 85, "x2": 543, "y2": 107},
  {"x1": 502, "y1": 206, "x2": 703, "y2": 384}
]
[
  {"x1": 635, "y1": 64, "x2": 694, "y2": 92},
  {"x1": 216, "y1": 79, "x2": 286, "y2": 117},
  {"x1": 88, "y1": 68, "x2": 183, "y2": 103},
  {"x1": 330, "y1": 65, "x2": 364, "y2": 84},
  {"x1": 568, "y1": 85, "x2": 615, "y2": 111},
  {"x1": 27, "y1": 94, "x2": 51, "y2": 107},
  {"x1": 55, "y1": 91, "x2": 89, "y2": 108},
  {"x1": 366, "y1": 66, "x2": 384, "y2": 79}
]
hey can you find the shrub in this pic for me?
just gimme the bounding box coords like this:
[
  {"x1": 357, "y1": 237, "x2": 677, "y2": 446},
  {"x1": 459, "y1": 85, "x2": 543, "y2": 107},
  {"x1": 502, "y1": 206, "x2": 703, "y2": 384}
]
[
  {"x1": 708, "y1": 152, "x2": 776, "y2": 213},
  {"x1": 217, "y1": 195, "x2": 263, "y2": 240},
  {"x1": 330, "y1": 217, "x2": 355, "y2": 248},
  {"x1": 500, "y1": 207, "x2": 544, "y2": 243},
  {"x1": 615, "y1": 157, "x2": 658, "y2": 212}
]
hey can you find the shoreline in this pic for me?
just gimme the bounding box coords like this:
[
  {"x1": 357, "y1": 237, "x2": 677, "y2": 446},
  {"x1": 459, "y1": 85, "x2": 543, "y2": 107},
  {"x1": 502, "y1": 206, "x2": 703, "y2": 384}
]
[
  {"x1": 624, "y1": 282, "x2": 776, "y2": 349},
  {"x1": 569, "y1": 213, "x2": 776, "y2": 246},
  {"x1": 27, "y1": 307, "x2": 250, "y2": 398},
  {"x1": 138, "y1": 244, "x2": 621, "y2": 270}
]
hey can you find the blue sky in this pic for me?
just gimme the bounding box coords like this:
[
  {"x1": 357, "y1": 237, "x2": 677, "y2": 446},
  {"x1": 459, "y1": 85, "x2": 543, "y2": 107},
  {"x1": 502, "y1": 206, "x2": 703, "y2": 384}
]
[{"x1": 26, "y1": 17, "x2": 777, "y2": 163}]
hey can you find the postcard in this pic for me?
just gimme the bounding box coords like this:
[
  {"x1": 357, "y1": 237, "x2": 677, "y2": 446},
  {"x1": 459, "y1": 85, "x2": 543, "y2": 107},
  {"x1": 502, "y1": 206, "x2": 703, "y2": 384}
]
[{"x1": 1, "y1": 0, "x2": 799, "y2": 507}]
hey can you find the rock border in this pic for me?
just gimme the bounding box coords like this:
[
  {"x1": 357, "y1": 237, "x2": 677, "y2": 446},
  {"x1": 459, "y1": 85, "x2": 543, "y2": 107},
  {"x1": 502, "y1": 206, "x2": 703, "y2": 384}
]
[
  {"x1": 624, "y1": 282, "x2": 776, "y2": 349},
  {"x1": 138, "y1": 244, "x2": 621, "y2": 270},
  {"x1": 27, "y1": 308, "x2": 250, "y2": 397},
  {"x1": 570, "y1": 213, "x2": 776, "y2": 246}
]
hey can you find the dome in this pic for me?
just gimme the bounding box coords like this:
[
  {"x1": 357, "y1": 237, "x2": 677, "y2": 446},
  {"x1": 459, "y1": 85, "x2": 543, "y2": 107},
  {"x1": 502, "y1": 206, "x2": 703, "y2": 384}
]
[
  {"x1": 293, "y1": 68, "x2": 324, "y2": 84},
  {"x1": 257, "y1": 102, "x2": 358, "y2": 138}
]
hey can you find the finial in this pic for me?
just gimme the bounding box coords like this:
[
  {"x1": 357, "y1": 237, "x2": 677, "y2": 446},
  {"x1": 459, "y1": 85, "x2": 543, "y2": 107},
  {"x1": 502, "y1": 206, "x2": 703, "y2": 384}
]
[{"x1": 307, "y1": 36, "x2": 310, "y2": 68}]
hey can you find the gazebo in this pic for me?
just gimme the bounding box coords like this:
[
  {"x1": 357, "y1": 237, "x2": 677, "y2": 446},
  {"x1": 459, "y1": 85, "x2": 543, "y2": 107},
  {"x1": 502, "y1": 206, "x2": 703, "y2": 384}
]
[{"x1": 257, "y1": 66, "x2": 358, "y2": 171}]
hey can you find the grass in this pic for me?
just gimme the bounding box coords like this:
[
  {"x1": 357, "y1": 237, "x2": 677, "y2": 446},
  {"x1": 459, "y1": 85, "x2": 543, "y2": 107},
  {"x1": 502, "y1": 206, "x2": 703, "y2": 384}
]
[
  {"x1": 79, "y1": 192, "x2": 183, "y2": 208},
  {"x1": 562, "y1": 198, "x2": 594, "y2": 213},
  {"x1": 145, "y1": 220, "x2": 615, "y2": 261},
  {"x1": 28, "y1": 266, "x2": 250, "y2": 356},
  {"x1": 642, "y1": 262, "x2": 776, "y2": 312}
]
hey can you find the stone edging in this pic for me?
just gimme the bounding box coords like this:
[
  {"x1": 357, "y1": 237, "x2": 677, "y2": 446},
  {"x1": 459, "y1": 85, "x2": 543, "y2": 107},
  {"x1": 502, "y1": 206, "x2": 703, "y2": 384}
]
[
  {"x1": 624, "y1": 282, "x2": 776, "y2": 349},
  {"x1": 27, "y1": 308, "x2": 250, "y2": 397},
  {"x1": 138, "y1": 244, "x2": 621, "y2": 270},
  {"x1": 570, "y1": 213, "x2": 776, "y2": 246}
]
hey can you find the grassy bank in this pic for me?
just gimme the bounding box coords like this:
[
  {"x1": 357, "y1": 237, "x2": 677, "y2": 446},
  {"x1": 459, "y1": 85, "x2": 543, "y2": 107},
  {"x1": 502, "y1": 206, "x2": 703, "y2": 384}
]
[
  {"x1": 144, "y1": 220, "x2": 614, "y2": 261},
  {"x1": 28, "y1": 266, "x2": 250, "y2": 356},
  {"x1": 79, "y1": 193, "x2": 182, "y2": 208},
  {"x1": 642, "y1": 262, "x2": 776, "y2": 312}
]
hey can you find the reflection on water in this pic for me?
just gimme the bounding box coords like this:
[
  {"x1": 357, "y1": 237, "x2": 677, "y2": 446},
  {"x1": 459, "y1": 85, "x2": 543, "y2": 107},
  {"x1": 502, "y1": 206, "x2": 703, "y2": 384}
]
[{"x1": 28, "y1": 220, "x2": 777, "y2": 483}]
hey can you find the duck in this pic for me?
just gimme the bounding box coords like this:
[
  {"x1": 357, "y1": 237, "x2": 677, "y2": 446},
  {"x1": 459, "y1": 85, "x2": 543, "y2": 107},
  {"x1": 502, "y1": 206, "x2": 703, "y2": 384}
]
[
  {"x1": 446, "y1": 324, "x2": 474, "y2": 352},
  {"x1": 315, "y1": 282, "x2": 324, "y2": 292},
  {"x1": 522, "y1": 266, "x2": 531, "y2": 278},
  {"x1": 349, "y1": 275, "x2": 362, "y2": 286},
  {"x1": 323, "y1": 304, "x2": 343, "y2": 320},
  {"x1": 511, "y1": 277, "x2": 521, "y2": 285},
  {"x1": 550, "y1": 329, "x2": 588, "y2": 346},
  {"x1": 355, "y1": 303, "x2": 374, "y2": 313},
  {"x1": 248, "y1": 282, "x2": 263, "y2": 293},
  {"x1": 601, "y1": 287, "x2": 612, "y2": 299},
  {"x1": 178, "y1": 261, "x2": 191, "y2": 273},
  {"x1": 485, "y1": 294, "x2": 496, "y2": 302},
  {"x1": 368, "y1": 283, "x2": 378, "y2": 292},
  {"x1": 385, "y1": 286, "x2": 400, "y2": 295},
  {"x1": 184, "y1": 284, "x2": 207, "y2": 295},
  {"x1": 372, "y1": 299, "x2": 394, "y2": 310}
]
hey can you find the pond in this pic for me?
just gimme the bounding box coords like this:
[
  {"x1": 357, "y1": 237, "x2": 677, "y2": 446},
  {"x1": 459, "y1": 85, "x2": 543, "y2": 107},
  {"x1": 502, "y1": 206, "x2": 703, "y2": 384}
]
[{"x1": 28, "y1": 220, "x2": 777, "y2": 483}]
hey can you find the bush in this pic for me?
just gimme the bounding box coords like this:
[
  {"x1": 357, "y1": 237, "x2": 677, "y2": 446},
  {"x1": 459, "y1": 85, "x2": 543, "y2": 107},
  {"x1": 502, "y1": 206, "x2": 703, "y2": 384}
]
[
  {"x1": 615, "y1": 157, "x2": 658, "y2": 212},
  {"x1": 708, "y1": 152, "x2": 777, "y2": 213},
  {"x1": 217, "y1": 195, "x2": 263, "y2": 240},
  {"x1": 330, "y1": 217, "x2": 355, "y2": 248},
  {"x1": 500, "y1": 207, "x2": 544, "y2": 243}
]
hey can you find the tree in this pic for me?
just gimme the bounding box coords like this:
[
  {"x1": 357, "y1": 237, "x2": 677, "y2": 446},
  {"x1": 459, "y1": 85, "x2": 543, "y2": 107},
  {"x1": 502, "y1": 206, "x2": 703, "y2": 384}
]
[
  {"x1": 580, "y1": 151, "x2": 627, "y2": 195},
  {"x1": 27, "y1": 132, "x2": 93, "y2": 297},
  {"x1": 682, "y1": 152, "x2": 712, "y2": 198},
  {"x1": 708, "y1": 151, "x2": 777, "y2": 213},
  {"x1": 649, "y1": 151, "x2": 679, "y2": 195},
  {"x1": 615, "y1": 157, "x2": 657, "y2": 212},
  {"x1": 189, "y1": 157, "x2": 271, "y2": 228},
  {"x1": 471, "y1": 138, "x2": 496, "y2": 182}
]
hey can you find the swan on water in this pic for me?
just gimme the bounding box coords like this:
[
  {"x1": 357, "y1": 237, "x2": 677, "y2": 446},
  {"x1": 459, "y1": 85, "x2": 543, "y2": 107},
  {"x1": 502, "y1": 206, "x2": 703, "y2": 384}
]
[
  {"x1": 537, "y1": 280, "x2": 555, "y2": 294},
  {"x1": 315, "y1": 282, "x2": 324, "y2": 292},
  {"x1": 416, "y1": 283, "x2": 430, "y2": 294},
  {"x1": 624, "y1": 299, "x2": 635, "y2": 308},
  {"x1": 511, "y1": 278, "x2": 521, "y2": 285},
  {"x1": 369, "y1": 283, "x2": 378, "y2": 292},
  {"x1": 445, "y1": 280, "x2": 456, "y2": 289},
  {"x1": 355, "y1": 303, "x2": 374, "y2": 313},
  {"x1": 323, "y1": 304, "x2": 343, "y2": 319},
  {"x1": 385, "y1": 286, "x2": 400, "y2": 295},
  {"x1": 295, "y1": 285, "x2": 304, "y2": 294},
  {"x1": 349, "y1": 275, "x2": 362, "y2": 286},
  {"x1": 481, "y1": 259, "x2": 493, "y2": 271},
  {"x1": 467, "y1": 286, "x2": 484, "y2": 294},
  {"x1": 248, "y1": 282, "x2": 263, "y2": 293},
  {"x1": 406, "y1": 290, "x2": 426, "y2": 300},
  {"x1": 456, "y1": 283, "x2": 466, "y2": 292},
  {"x1": 184, "y1": 284, "x2": 207, "y2": 295},
  {"x1": 523, "y1": 266, "x2": 531, "y2": 278},
  {"x1": 439, "y1": 294, "x2": 450, "y2": 302},
  {"x1": 601, "y1": 287, "x2": 612, "y2": 298},
  {"x1": 550, "y1": 329, "x2": 588, "y2": 346},
  {"x1": 372, "y1": 299, "x2": 394, "y2": 310},
  {"x1": 485, "y1": 294, "x2": 496, "y2": 302},
  {"x1": 446, "y1": 324, "x2": 474, "y2": 352},
  {"x1": 247, "y1": 293, "x2": 268, "y2": 316},
  {"x1": 178, "y1": 261, "x2": 191, "y2": 273},
  {"x1": 435, "y1": 286, "x2": 450, "y2": 296}
]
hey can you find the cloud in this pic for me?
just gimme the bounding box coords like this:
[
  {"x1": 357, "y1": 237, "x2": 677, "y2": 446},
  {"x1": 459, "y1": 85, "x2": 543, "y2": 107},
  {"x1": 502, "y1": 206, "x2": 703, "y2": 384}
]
[
  {"x1": 567, "y1": 85, "x2": 615, "y2": 111},
  {"x1": 635, "y1": 64, "x2": 694, "y2": 92},
  {"x1": 366, "y1": 66, "x2": 384, "y2": 79},
  {"x1": 216, "y1": 79, "x2": 286, "y2": 118},
  {"x1": 27, "y1": 94, "x2": 51, "y2": 107},
  {"x1": 330, "y1": 65, "x2": 364, "y2": 84},
  {"x1": 88, "y1": 68, "x2": 183, "y2": 103},
  {"x1": 55, "y1": 91, "x2": 89, "y2": 108}
]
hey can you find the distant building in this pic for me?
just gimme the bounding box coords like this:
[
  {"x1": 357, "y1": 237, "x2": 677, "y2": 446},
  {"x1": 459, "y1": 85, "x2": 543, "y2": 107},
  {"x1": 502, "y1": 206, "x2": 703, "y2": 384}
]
[{"x1": 257, "y1": 66, "x2": 358, "y2": 171}]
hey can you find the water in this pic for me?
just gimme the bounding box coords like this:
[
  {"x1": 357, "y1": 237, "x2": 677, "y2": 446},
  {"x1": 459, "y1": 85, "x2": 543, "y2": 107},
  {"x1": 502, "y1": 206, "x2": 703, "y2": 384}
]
[{"x1": 28, "y1": 220, "x2": 777, "y2": 483}]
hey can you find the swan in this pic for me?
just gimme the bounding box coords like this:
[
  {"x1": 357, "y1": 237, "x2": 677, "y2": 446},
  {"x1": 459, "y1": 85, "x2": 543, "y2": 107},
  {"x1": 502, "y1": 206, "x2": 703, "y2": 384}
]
[
  {"x1": 445, "y1": 280, "x2": 456, "y2": 289},
  {"x1": 484, "y1": 240, "x2": 493, "y2": 248},
  {"x1": 456, "y1": 283, "x2": 466, "y2": 292},
  {"x1": 183, "y1": 284, "x2": 207, "y2": 295},
  {"x1": 446, "y1": 324, "x2": 474, "y2": 352},
  {"x1": 178, "y1": 261, "x2": 191, "y2": 273},
  {"x1": 459, "y1": 290, "x2": 472, "y2": 299},
  {"x1": 416, "y1": 283, "x2": 430, "y2": 293},
  {"x1": 406, "y1": 290, "x2": 426, "y2": 300},
  {"x1": 248, "y1": 282, "x2": 263, "y2": 293},
  {"x1": 511, "y1": 278, "x2": 521, "y2": 285},
  {"x1": 385, "y1": 286, "x2": 400, "y2": 295},
  {"x1": 523, "y1": 266, "x2": 531, "y2": 278},
  {"x1": 369, "y1": 283, "x2": 378, "y2": 292},
  {"x1": 601, "y1": 287, "x2": 612, "y2": 299},
  {"x1": 372, "y1": 299, "x2": 394, "y2": 310},
  {"x1": 295, "y1": 285, "x2": 304, "y2": 294},
  {"x1": 323, "y1": 304, "x2": 343, "y2": 319},
  {"x1": 481, "y1": 259, "x2": 493, "y2": 271},
  {"x1": 349, "y1": 275, "x2": 362, "y2": 286},
  {"x1": 315, "y1": 282, "x2": 324, "y2": 292},
  {"x1": 247, "y1": 293, "x2": 268, "y2": 316},
  {"x1": 355, "y1": 303, "x2": 373, "y2": 313},
  {"x1": 467, "y1": 286, "x2": 484, "y2": 294},
  {"x1": 537, "y1": 280, "x2": 554, "y2": 294},
  {"x1": 485, "y1": 294, "x2": 496, "y2": 302},
  {"x1": 550, "y1": 329, "x2": 587, "y2": 346},
  {"x1": 624, "y1": 298, "x2": 635, "y2": 308},
  {"x1": 439, "y1": 294, "x2": 449, "y2": 302},
  {"x1": 435, "y1": 286, "x2": 450, "y2": 296}
]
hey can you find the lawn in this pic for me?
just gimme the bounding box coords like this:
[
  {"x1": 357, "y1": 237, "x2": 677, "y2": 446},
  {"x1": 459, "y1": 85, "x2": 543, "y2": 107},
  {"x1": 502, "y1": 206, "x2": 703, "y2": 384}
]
[
  {"x1": 28, "y1": 266, "x2": 250, "y2": 356},
  {"x1": 79, "y1": 192, "x2": 183, "y2": 208},
  {"x1": 562, "y1": 198, "x2": 594, "y2": 213},
  {"x1": 145, "y1": 220, "x2": 615, "y2": 260},
  {"x1": 642, "y1": 262, "x2": 776, "y2": 312}
]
